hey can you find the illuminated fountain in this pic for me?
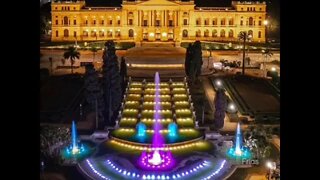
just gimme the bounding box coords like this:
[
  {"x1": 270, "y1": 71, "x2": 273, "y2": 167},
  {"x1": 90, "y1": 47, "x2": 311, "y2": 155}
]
[
  {"x1": 226, "y1": 123, "x2": 252, "y2": 160},
  {"x1": 62, "y1": 120, "x2": 91, "y2": 161},
  {"x1": 168, "y1": 122, "x2": 178, "y2": 137},
  {"x1": 136, "y1": 122, "x2": 147, "y2": 137},
  {"x1": 138, "y1": 72, "x2": 175, "y2": 170}
]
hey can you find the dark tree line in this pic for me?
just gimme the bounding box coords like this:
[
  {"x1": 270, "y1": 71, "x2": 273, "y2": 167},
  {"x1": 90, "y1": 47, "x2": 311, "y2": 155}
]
[
  {"x1": 84, "y1": 40, "x2": 127, "y2": 128},
  {"x1": 185, "y1": 41, "x2": 203, "y2": 83}
]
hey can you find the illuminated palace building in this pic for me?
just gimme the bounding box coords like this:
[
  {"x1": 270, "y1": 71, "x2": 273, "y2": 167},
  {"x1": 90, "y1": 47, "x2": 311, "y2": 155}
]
[{"x1": 51, "y1": 0, "x2": 266, "y2": 43}]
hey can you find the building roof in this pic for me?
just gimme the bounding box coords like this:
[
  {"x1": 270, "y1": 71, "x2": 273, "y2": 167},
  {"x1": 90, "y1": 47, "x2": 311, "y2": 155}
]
[{"x1": 56, "y1": 0, "x2": 265, "y2": 7}]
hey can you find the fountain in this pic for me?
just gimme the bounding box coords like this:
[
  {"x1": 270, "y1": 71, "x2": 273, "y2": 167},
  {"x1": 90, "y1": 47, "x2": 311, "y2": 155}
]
[
  {"x1": 136, "y1": 122, "x2": 147, "y2": 137},
  {"x1": 138, "y1": 72, "x2": 175, "y2": 170},
  {"x1": 226, "y1": 122, "x2": 252, "y2": 160},
  {"x1": 168, "y1": 122, "x2": 178, "y2": 137}
]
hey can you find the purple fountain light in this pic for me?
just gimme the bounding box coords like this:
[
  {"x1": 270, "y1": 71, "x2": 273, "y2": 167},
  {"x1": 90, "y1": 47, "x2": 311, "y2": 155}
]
[{"x1": 138, "y1": 72, "x2": 175, "y2": 171}]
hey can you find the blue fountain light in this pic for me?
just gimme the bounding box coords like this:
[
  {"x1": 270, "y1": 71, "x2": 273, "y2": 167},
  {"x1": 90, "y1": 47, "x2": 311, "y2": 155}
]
[
  {"x1": 168, "y1": 122, "x2": 178, "y2": 137},
  {"x1": 226, "y1": 123, "x2": 252, "y2": 160},
  {"x1": 136, "y1": 122, "x2": 147, "y2": 137}
]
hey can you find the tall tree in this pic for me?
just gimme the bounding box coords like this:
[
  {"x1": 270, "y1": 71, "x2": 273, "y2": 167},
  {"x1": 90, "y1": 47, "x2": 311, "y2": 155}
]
[
  {"x1": 84, "y1": 64, "x2": 104, "y2": 128},
  {"x1": 238, "y1": 31, "x2": 251, "y2": 75},
  {"x1": 193, "y1": 40, "x2": 203, "y2": 78},
  {"x1": 213, "y1": 89, "x2": 227, "y2": 130},
  {"x1": 120, "y1": 57, "x2": 128, "y2": 95},
  {"x1": 63, "y1": 46, "x2": 80, "y2": 74},
  {"x1": 102, "y1": 40, "x2": 122, "y2": 125},
  {"x1": 185, "y1": 43, "x2": 193, "y2": 77}
]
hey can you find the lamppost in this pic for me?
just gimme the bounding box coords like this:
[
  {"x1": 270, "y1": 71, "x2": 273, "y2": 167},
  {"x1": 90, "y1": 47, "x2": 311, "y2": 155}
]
[
  {"x1": 266, "y1": 161, "x2": 276, "y2": 180},
  {"x1": 263, "y1": 19, "x2": 269, "y2": 45}
]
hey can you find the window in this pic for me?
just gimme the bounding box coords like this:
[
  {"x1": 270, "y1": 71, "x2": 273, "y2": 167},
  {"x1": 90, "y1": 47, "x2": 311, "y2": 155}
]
[
  {"x1": 169, "y1": 20, "x2": 173, "y2": 27},
  {"x1": 196, "y1": 30, "x2": 201, "y2": 37},
  {"x1": 55, "y1": 30, "x2": 58, "y2": 37},
  {"x1": 62, "y1": 7, "x2": 64, "y2": 11},
  {"x1": 129, "y1": 29, "x2": 134, "y2": 38},
  {"x1": 74, "y1": 31, "x2": 77, "y2": 37},
  {"x1": 83, "y1": 31, "x2": 88, "y2": 37},
  {"x1": 220, "y1": 29, "x2": 225, "y2": 37},
  {"x1": 129, "y1": 19, "x2": 133, "y2": 25},
  {"x1": 260, "y1": 8, "x2": 262, "y2": 11},
  {"x1": 228, "y1": 30, "x2": 233, "y2": 38},
  {"x1": 85, "y1": 20, "x2": 88, "y2": 25},
  {"x1": 205, "y1": 19, "x2": 209, "y2": 25},
  {"x1": 249, "y1": 17, "x2": 253, "y2": 26},
  {"x1": 196, "y1": 19, "x2": 200, "y2": 25},
  {"x1": 212, "y1": 30, "x2": 217, "y2": 37},
  {"x1": 99, "y1": 31, "x2": 105, "y2": 37},
  {"x1": 128, "y1": 12, "x2": 133, "y2": 16},
  {"x1": 156, "y1": 20, "x2": 160, "y2": 26},
  {"x1": 117, "y1": 20, "x2": 120, "y2": 25},
  {"x1": 183, "y1": 12, "x2": 188, "y2": 15},
  {"x1": 258, "y1": 31, "x2": 261, "y2": 38},
  {"x1": 107, "y1": 31, "x2": 112, "y2": 37},
  {"x1": 93, "y1": 20, "x2": 96, "y2": 25},
  {"x1": 204, "y1": 30, "x2": 209, "y2": 37},
  {"x1": 259, "y1": 17, "x2": 262, "y2": 19},
  {"x1": 64, "y1": 29, "x2": 69, "y2": 37},
  {"x1": 73, "y1": 7, "x2": 76, "y2": 10},
  {"x1": 259, "y1": 21, "x2": 261, "y2": 26},
  {"x1": 55, "y1": 20, "x2": 58, "y2": 25},
  {"x1": 55, "y1": 7, "x2": 57, "y2": 10},
  {"x1": 229, "y1": 19, "x2": 233, "y2": 25},
  {"x1": 63, "y1": 16, "x2": 68, "y2": 25},
  {"x1": 143, "y1": 20, "x2": 148, "y2": 26},
  {"x1": 182, "y1": 30, "x2": 188, "y2": 37},
  {"x1": 102, "y1": 20, "x2": 104, "y2": 25},
  {"x1": 73, "y1": 20, "x2": 76, "y2": 25},
  {"x1": 109, "y1": 20, "x2": 112, "y2": 25},
  {"x1": 91, "y1": 31, "x2": 97, "y2": 37},
  {"x1": 248, "y1": 30, "x2": 253, "y2": 37},
  {"x1": 250, "y1": 7, "x2": 252, "y2": 11},
  {"x1": 241, "y1": 8, "x2": 243, "y2": 11},
  {"x1": 67, "y1": 7, "x2": 70, "y2": 11},
  {"x1": 183, "y1": 19, "x2": 188, "y2": 25},
  {"x1": 116, "y1": 30, "x2": 121, "y2": 37},
  {"x1": 247, "y1": 7, "x2": 249, "y2": 11},
  {"x1": 221, "y1": 19, "x2": 225, "y2": 26},
  {"x1": 240, "y1": 20, "x2": 243, "y2": 26},
  {"x1": 212, "y1": 20, "x2": 216, "y2": 25}
]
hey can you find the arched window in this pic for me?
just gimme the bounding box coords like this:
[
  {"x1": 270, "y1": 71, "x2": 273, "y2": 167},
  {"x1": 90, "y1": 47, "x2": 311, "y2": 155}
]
[
  {"x1": 212, "y1": 30, "x2": 217, "y2": 37},
  {"x1": 63, "y1": 29, "x2": 69, "y2": 37},
  {"x1": 83, "y1": 31, "x2": 88, "y2": 37},
  {"x1": 220, "y1": 30, "x2": 225, "y2": 37},
  {"x1": 258, "y1": 31, "x2": 261, "y2": 38},
  {"x1": 99, "y1": 31, "x2": 105, "y2": 37},
  {"x1": 204, "y1": 19, "x2": 209, "y2": 25},
  {"x1": 204, "y1": 29, "x2": 209, "y2": 37},
  {"x1": 196, "y1": 18, "x2": 201, "y2": 26},
  {"x1": 182, "y1": 30, "x2": 188, "y2": 37},
  {"x1": 196, "y1": 30, "x2": 201, "y2": 37},
  {"x1": 55, "y1": 30, "x2": 59, "y2": 37},
  {"x1": 228, "y1": 30, "x2": 234, "y2": 38},
  {"x1": 129, "y1": 29, "x2": 134, "y2": 38},
  {"x1": 63, "y1": 16, "x2": 68, "y2": 25},
  {"x1": 221, "y1": 18, "x2": 225, "y2": 25},
  {"x1": 248, "y1": 30, "x2": 253, "y2": 38},
  {"x1": 229, "y1": 19, "x2": 233, "y2": 25},
  {"x1": 249, "y1": 17, "x2": 253, "y2": 26}
]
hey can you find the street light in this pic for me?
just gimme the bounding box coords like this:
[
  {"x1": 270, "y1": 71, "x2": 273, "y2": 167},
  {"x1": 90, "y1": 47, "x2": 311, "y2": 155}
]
[
  {"x1": 215, "y1": 79, "x2": 222, "y2": 88},
  {"x1": 266, "y1": 161, "x2": 276, "y2": 180},
  {"x1": 264, "y1": 19, "x2": 269, "y2": 45},
  {"x1": 271, "y1": 67, "x2": 276, "y2": 72}
]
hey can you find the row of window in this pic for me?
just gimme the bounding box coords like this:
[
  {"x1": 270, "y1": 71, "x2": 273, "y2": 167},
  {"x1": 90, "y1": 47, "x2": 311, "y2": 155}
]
[
  {"x1": 56, "y1": 17, "x2": 121, "y2": 26},
  {"x1": 181, "y1": 29, "x2": 261, "y2": 38},
  {"x1": 240, "y1": 7, "x2": 263, "y2": 11},
  {"x1": 54, "y1": 6, "x2": 77, "y2": 11},
  {"x1": 56, "y1": 29, "x2": 135, "y2": 38}
]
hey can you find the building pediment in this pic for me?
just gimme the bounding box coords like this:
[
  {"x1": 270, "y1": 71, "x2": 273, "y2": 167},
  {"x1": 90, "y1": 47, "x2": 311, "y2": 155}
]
[{"x1": 137, "y1": 0, "x2": 180, "y2": 6}]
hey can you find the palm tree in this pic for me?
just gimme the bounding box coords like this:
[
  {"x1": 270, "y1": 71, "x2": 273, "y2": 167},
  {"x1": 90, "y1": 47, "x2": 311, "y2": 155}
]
[
  {"x1": 90, "y1": 46, "x2": 98, "y2": 62},
  {"x1": 63, "y1": 46, "x2": 80, "y2": 74},
  {"x1": 238, "y1": 31, "x2": 252, "y2": 75},
  {"x1": 262, "y1": 48, "x2": 273, "y2": 77}
]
